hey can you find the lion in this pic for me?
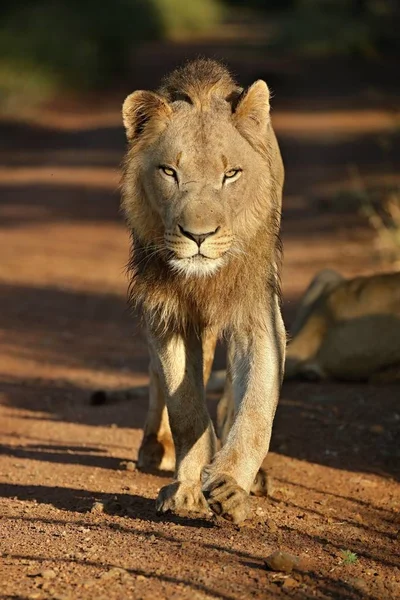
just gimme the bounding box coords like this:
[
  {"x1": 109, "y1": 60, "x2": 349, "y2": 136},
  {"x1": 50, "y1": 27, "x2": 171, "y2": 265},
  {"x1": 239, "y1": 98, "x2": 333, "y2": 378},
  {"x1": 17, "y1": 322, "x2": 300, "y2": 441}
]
[
  {"x1": 120, "y1": 59, "x2": 285, "y2": 524},
  {"x1": 284, "y1": 269, "x2": 400, "y2": 382},
  {"x1": 208, "y1": 268, "x2": 400, "y2": 387}
]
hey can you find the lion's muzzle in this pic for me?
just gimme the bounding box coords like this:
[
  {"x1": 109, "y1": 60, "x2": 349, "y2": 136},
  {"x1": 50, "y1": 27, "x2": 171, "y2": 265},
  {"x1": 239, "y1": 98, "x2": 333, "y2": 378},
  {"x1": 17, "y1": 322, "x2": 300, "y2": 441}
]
[
  {"x1": 165, "y1": 223, "x2": 233, "y2": 277},
  {"x1": 178, "y1": 225, "x2": 220, "y2": 249}
]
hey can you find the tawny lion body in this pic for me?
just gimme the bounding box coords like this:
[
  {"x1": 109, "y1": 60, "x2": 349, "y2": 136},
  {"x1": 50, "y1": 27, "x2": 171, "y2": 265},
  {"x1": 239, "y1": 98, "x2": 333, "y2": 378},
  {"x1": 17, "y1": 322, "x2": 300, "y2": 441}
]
[
  {"x1": 121, "y1": 59, "x2": 285, "y2": 523},
  {"x1": 285, "y1": 269, "x2": 400, "y2": 382}
]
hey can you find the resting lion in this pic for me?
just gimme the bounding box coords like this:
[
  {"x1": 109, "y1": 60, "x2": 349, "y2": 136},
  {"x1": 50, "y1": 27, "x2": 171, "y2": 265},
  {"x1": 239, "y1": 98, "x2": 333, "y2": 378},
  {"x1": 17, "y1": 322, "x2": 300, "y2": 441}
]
[
  {"x1": 208, "y1": 269, "x2": 400, "y2": 387},
  {"x1": 120, "y1": 59, "x2": 285, "y2": 523},
  {"x1": 284, "y1": 269, "x2": 400, "y2": 382}
]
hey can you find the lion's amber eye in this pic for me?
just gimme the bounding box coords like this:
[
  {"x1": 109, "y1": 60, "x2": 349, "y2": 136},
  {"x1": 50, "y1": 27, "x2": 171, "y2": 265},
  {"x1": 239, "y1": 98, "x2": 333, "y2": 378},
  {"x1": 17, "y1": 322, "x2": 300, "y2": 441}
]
[
  {"x1": 160, "y1": 166, "x2": 176, "y2": 178},
  {"x1": 224, "y1": 168, "x2": 242, "y2": 181}
]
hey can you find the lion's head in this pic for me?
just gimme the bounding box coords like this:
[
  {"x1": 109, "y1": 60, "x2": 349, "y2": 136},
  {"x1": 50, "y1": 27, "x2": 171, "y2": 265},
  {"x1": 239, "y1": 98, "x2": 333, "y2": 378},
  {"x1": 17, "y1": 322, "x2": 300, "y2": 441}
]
[{"x1": 122, "y1": 60, "x2": 279, "y2": 279}]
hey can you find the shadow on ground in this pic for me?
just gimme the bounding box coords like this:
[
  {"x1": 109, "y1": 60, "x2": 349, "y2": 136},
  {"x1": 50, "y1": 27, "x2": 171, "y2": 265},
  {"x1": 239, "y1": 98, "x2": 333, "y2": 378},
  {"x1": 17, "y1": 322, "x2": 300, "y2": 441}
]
[{"x1": 0, "y1": 278, "x2": 398, "y2": 479}]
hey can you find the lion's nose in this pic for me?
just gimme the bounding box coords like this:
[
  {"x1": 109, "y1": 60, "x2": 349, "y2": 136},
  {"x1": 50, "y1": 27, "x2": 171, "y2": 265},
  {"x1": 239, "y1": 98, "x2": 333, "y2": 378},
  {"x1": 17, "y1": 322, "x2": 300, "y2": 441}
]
[{"x1": 178, "y1": 225, "x2": 219, "y2": 247}]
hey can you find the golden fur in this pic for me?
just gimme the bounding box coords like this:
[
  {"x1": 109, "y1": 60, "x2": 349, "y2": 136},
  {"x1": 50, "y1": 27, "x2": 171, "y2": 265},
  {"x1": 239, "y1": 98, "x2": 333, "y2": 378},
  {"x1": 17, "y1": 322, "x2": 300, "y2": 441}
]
[
  {"x1": 122, "y1": 60, "x2": 283, "y2": 335},
  {"x1": 121, "y1": 59, "x2": 285, "y2": 523},
  {"x1": 208, "y1": 269, "x2": 400, "y2": 393},
  {"x1": 285, "y1": 269, "x2": 400, "y2": 382}
]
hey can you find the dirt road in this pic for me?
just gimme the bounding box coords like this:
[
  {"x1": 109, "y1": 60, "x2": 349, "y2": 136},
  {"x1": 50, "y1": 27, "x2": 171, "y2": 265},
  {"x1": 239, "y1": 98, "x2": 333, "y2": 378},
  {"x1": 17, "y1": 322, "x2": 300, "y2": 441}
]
[{"x1": 0, "y1": 46, "x2": 399, "y2": 599}]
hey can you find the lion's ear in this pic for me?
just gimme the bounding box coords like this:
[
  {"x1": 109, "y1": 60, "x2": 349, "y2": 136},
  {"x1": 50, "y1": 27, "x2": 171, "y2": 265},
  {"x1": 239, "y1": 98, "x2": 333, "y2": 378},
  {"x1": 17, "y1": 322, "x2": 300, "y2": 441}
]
[
  {"x1": 232, "y1": 80, "x2": 270, "y2": 139},
  {"x1": 122, "y1": 90, "x2": 172, "y2": 142}
]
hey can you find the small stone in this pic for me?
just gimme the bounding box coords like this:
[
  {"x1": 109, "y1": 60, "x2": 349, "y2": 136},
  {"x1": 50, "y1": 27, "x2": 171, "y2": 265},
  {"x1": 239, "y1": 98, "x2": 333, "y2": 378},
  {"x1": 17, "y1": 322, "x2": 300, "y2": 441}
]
[
  {"x1": 100, "y1": 567, "x2": 127, "y2": 580},
  {"x1": 120, "y1": 461, "x2": 136, "y2": 472},
  {"x1": 91, "y1": 501, "x2": 104, "y2": 514},
  {"x1": 266, "y1": 518, "x2": 278, "y2": 533},
  {"x1": 41, "y1": 569, "x2": 57, "y2": 579},
  {"x1": 136, "y1": 574, "x2": 146, "y2": 581},
  {"x1": 282, "y1": 576, "x2": 300, "y2": 590},
  {"x1": 265, "y1": 550, "x2": 299, "y2": 573}
]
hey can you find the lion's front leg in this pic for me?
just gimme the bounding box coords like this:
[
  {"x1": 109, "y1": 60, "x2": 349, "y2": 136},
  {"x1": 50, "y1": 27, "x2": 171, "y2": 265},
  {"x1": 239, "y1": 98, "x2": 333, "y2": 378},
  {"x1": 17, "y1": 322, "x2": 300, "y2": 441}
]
[
  {"x1": 147, "y1": 326, "x2": 217, "y2": 516},
  {"x1": 202, "y1": 304, "x2": 286, "y2": 523},
  {"x1": 138, "y1": 329, "x2": 217, "y2": 473}
]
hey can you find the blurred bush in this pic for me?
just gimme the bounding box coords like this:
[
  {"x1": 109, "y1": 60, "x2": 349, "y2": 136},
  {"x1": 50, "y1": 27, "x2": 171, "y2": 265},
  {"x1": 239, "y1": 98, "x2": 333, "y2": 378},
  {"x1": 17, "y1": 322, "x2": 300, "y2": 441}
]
[
  {"x1": 0, "y1": 0, "x2": 222, "y2": 108},
  {"x1": 224, "y1": 0, "x2": 295, "y2": 10},
  {"x1": 155, "y1": 0, "x2": 222, "y2": 37},
  {"x1": 1, "y1": 0, "x2": 398, "y2": 110},
  {"x1": 271, "y1": 0, "x2": 399, "y2": 58}
]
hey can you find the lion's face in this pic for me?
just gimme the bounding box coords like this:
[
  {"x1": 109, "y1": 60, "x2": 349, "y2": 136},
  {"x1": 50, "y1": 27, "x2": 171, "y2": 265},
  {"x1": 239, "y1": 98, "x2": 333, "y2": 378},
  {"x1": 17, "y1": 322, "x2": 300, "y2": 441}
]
[
  {"x1": 122, "y1": 79, "x2": 271, "y2": 277},
  {"x1": 141, "y1": 106, "x2": 266, "y2": 277}
]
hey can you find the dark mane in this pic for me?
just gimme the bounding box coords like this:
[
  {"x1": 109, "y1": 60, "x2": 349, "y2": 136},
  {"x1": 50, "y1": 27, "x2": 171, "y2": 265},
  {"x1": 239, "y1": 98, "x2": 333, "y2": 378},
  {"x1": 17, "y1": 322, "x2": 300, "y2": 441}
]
[{"x1": 159, "y1": 58, "x2": 239, "y2": 109}]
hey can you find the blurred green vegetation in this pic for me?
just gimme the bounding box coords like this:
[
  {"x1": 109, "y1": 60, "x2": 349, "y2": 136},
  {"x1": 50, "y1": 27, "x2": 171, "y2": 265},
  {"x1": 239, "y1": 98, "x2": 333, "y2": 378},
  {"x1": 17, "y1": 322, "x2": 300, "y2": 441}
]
[
  {"x1": 0, "y1": 0, "x2": 222, "y2": 107},
  {"x1": 0, "y1": 0, "x2": 398, "y2": 108},
  {"x1": 270, "y1": 0, "x2": 399, "y2": 58}
]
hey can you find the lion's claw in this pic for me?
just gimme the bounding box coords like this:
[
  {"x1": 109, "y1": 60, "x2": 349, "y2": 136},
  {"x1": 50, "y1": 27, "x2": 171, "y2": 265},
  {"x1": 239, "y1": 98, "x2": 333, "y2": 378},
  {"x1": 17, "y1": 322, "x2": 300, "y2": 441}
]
[
  {"x1": 156, "y1": 481, "x2": 210, "y2": 515},
  {"x1": 203, "y1": 474, "x2": 250, "y2": 524}
]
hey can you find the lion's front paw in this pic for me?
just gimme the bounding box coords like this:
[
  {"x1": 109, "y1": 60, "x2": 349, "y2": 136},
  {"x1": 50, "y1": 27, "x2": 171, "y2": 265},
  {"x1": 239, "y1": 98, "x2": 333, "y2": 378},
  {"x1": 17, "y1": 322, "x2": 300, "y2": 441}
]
[
  {"x1": 202, "y1": 474, "x2": 250, "y2": 524},
  {"x1": 156, "y1": 481, "x2": 210, "y2": 515},
  {"x1": 138, "y1": 434, "x2": 175, "y2": 472}
]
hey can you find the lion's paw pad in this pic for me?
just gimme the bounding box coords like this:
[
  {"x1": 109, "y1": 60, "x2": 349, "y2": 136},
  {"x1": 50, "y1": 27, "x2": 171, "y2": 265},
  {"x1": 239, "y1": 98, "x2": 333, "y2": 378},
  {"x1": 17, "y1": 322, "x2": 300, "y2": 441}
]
[
  {"x1": 203, "y1": 474, "x2": 250, "y2": 524},
  {"x1": 156, "y1": 481, "x2": 209, "y2": 515}
]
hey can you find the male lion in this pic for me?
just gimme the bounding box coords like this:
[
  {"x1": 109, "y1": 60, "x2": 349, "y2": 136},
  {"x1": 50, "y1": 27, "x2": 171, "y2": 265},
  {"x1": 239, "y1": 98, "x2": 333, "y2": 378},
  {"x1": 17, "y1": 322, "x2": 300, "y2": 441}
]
[
  {"x1": 285, "y1": 269, "x2": 400, "y2": 382},
  {"x1": 121, "y1": 59, "x2": 285, "y2": 524}
]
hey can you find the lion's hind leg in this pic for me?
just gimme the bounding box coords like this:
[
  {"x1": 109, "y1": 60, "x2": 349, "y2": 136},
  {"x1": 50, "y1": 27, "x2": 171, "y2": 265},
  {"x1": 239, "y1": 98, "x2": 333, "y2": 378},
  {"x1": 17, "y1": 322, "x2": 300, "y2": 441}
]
[{"x1": 138, "y1": 356, "x2": 176, "y2": 472}]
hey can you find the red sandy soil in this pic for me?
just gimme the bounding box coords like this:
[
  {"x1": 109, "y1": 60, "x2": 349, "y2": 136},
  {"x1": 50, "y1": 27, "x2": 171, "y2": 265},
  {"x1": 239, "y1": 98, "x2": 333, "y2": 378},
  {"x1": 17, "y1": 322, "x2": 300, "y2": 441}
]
[{"x1": 0, "y1": 42, "x2": 399, "y2": 600}]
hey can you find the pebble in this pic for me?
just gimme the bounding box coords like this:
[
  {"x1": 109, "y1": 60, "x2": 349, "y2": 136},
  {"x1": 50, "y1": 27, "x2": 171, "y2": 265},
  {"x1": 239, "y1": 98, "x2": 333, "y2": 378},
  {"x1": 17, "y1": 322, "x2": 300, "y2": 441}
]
[
  {"x1": 91, "y1": 501, "x2": 105, "y2": 514},
  {"x1": 41, "y1": 569, "x2": 57, "y2": 579},
  {"x1": 265, "y1": 550, "x2": 300, "y2": 573},
  {"x1": 282, "y1": 576, "x2": 300, "y2": 590},
  {"x1": 120, "y1": 461, "x2": 136, "y2": 471},
  {"x1": 100, "y1": 567, "x2": 128, "y2": 580},
  {"x1": 28, "y1": 568, "x2": 57, "y2": 579},
  {"x1": 266, "y1": 518, "x2": 278, "y2": 533}
]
